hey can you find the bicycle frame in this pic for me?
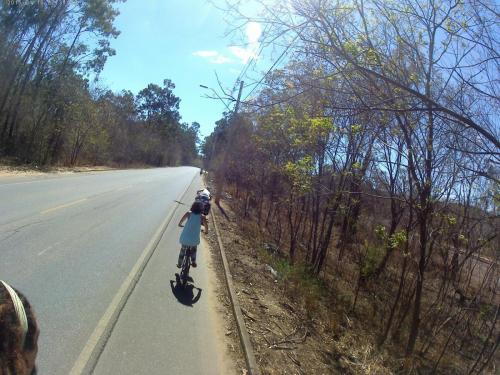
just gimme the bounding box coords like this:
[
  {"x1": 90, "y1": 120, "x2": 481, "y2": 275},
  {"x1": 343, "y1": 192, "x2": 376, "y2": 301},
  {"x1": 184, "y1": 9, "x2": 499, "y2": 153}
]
[{"x1": 179, "y1": 248, "x2": 192, "y2": 286}]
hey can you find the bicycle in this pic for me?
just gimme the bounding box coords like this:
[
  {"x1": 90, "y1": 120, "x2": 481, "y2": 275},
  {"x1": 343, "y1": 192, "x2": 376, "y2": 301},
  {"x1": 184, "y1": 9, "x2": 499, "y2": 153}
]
[{"x1": 179, "y1": 247, "x2": 194, "y2": 287}]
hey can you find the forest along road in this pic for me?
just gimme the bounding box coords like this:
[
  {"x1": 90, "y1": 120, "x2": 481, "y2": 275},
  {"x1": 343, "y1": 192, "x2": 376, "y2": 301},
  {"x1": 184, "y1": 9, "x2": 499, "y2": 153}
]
[{"x1": 0, "y1": 167, "x2": 230, "y2": 375}]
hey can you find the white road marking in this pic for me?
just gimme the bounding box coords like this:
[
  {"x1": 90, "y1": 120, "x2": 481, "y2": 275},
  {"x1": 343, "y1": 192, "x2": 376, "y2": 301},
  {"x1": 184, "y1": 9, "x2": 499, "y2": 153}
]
[
  {"x1": 17, "y1": 183, "x2": 134, "y2": 217},
  {"x1": 37, "y1": 246, "x2": 53, "y2": 256},
  {"x1": 0, "y1": 178, "x2": 59, "y2": 187},
  {"x1": 37, "y1": 240, "x2": 63, "y2": 256},
  {"x1": 114, "y1": 185, "x2": 131, "y2": 192},
  {"x1": 40, "y1": 198, "x2": 88, "y2": 214}
]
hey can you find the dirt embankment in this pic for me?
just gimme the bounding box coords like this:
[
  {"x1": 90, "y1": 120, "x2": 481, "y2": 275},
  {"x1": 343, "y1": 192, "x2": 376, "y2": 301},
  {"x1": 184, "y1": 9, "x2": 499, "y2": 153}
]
[
  {"x1": 0, "y1": 163, "x2": 115, "y2": 178},
  {"x1": 206, "y1": 198, "x2": 394, "y2": 375}
]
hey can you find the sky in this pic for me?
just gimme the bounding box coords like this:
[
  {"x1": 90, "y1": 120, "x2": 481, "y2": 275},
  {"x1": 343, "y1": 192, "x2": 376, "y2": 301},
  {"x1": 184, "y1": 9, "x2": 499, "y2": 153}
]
[{"x1": 99, "y1": 0, "x2": 266, "y2": 138}]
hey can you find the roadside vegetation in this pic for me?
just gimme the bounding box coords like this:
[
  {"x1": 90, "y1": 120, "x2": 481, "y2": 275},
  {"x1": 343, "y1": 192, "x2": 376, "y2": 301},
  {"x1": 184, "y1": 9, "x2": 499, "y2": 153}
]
[
  {"x1": 0, "y1": 1, "x2": 199, "y2": 168},
  {"x1": 204, "y1": 0, "x2": 499, "y2": 373}
]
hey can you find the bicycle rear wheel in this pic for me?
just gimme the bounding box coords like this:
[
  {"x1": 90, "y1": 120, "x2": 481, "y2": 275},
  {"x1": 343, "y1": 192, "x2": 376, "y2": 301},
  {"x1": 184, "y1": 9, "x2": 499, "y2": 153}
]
[{"x1": 180, "y1": 253, "x2": 191, "y2": 286}]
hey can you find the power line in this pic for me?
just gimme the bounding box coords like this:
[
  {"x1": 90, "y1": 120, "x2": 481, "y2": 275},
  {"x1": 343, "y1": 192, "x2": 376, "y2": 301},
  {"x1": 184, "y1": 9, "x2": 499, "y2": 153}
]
[
  {"x1": 241, "y1": 36, "x2": 297, "y2": 103},
  {"x1": 203, "y1": 24, "x2": 278, "y2": 114},
  {"x1": 234, "y1": 24, "x2": 270, "y2": 87}
]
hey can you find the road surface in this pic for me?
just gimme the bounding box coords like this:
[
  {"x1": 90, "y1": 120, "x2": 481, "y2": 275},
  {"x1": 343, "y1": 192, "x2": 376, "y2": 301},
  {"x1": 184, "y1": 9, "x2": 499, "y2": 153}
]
[{"x1": 0, "y1": 167, "x2": 231, "y2": 374}]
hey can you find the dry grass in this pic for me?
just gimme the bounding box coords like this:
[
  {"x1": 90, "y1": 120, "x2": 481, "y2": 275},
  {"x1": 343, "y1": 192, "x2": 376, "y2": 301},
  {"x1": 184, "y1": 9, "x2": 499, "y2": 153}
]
[
  {"x1": 206, "y1": 180, "x2": 498, "y2": 375},
  {"x1": 208, "y1": 196, "x2": 398, "y2": 374}
]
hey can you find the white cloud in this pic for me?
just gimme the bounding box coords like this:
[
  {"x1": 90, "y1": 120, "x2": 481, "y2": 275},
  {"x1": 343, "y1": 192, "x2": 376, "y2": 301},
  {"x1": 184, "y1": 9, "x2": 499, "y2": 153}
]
[
  {"x1": 193, "y1": 50, "x2": 218, "y2": 58},
  {"x1": 193, "y1": 22, "x2": 263, "y2": 65},
  {"x1": 211, "y1": 55, "x2": 232, "y2": 64},
  {"x1": 193, "y1": 50, "x2": 232, "y2": 64},
  {"x1": 246, "y1": 22, "x2": 262, "y2": 44},
  {"x1": 228, "y1": 46, "x2": 256, "y2": 64},
  {"x1": 229, "y1": 22, "x2": 262, "y2": 64}
]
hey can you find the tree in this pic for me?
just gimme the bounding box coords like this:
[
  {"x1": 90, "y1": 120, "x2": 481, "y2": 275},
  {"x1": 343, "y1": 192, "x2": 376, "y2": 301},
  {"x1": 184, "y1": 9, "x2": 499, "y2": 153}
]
[{"x1": 205, "y1": 0, "x2": 499, "y2": 371}]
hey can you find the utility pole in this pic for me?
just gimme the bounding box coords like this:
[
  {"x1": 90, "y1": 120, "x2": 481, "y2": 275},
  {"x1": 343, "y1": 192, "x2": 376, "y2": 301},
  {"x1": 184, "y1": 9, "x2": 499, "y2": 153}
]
[
  {"x1": 214, "y1": 80, "x2": 244, "y2": 205},
  {"x1": 234, "y1": 80, "x2": 244, "y2": 114}
]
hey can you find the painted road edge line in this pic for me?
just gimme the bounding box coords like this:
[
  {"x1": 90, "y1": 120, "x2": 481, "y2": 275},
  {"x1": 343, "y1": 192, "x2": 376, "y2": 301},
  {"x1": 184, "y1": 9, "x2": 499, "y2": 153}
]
[
  {"x1": 69, "y1": 173, "x2": 198, "y2": 375},
  {"x1": 212, "y1": 208, "x2": 261, "y2": 375}
]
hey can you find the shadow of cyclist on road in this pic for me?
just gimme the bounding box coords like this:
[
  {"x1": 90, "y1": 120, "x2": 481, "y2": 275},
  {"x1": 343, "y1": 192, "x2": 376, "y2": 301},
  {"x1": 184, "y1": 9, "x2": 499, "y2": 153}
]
[{"x1": 170, "y1": 279, "x2": 202, "y2": 307}]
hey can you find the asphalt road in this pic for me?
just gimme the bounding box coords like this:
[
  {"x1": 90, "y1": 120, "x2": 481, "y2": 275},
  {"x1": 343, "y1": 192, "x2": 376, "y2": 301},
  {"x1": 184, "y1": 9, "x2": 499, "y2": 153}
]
[{"x1": 0, "y1": 167, "x2": 231, "y2": 374}]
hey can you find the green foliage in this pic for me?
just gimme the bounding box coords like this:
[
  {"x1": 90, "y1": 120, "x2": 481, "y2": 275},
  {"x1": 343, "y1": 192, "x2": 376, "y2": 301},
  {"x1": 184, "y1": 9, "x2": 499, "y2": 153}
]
[
  {"x1": 344, "y1": 40, "x2": 360, "y2": 57},
  {"x1": 444, "y1": 214, "x2": 457, "y2": 226},
  {"x1": 284, "y1": 156, "x2": 314, "y2": 193},
  {"x1": 375, "y1": 226, "x2": 407, "y2": 251},
  {"x1": 278, "y1": 259, "x2": 327, "y2": 314},
  {"x1": 361, "y1": 241, "x2": 386, "y2": 278},
  {"x1": 198, "y1": 0, "x2": 499, "y2": 370},
  {"x1": 274, "y1": 258, "x2": 293, "y2": 279},
  {"x1": 352, "y1": 161, "x2": 362, "y2": 170},
  {"x1": 365, "y1": 48, "x2": 379, "y2": 65},
  {"x1": 479, "y1": 303, "x2": 494, "y2": 320},
  {"x1": 0, "y1": 1, "x2": 201, "y2": 167},
  {"x1": 309, "y1": 117, "x2": 335, "y2": 137},
  {"x1": 257, "y1": 245, "x2": 327, "y2": 314},
  {"x1": 351, "y1": 124, "x2": 363, "y2": 135},
  {"x1": 375, "y1": 225, "x2": 387, "y2": 240},
  {"x1": 136, "y1": 79, "x2": 181, "y2": 125},
  {"x1": 389, "y1": 230, "x2": 407, "y2": 249}
]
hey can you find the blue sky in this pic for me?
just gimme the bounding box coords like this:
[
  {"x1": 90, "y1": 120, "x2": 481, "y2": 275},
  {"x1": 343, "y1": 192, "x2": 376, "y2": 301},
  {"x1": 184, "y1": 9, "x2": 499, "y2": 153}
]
[{"x1": 99, "y1": 0, "x2": 265, "y2": 138}]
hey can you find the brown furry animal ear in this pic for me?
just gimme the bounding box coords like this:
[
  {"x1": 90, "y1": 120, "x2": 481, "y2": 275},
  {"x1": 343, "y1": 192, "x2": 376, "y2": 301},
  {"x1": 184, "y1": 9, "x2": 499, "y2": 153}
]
[
  {"x1": 0, "y1": 281, "x2": 28, "y2": 348},
  {"x1": 0, "y1": 284, "x2": 38, "y2": 375},
  {"x1": 0, "y1": 297, "x2": 27, "y2": 375}
]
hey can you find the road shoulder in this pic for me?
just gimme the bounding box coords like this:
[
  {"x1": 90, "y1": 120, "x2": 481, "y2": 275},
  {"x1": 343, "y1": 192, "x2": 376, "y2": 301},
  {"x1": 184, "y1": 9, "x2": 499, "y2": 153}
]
[{"x1": 91, "y1": 180, "x2": 237, "y2": 375}]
